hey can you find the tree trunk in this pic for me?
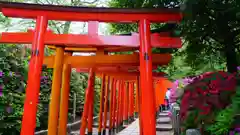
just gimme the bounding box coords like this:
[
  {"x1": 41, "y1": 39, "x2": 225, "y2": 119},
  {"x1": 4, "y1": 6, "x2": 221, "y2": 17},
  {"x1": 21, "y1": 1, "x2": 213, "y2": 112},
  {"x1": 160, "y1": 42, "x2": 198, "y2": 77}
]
[
  {"x1": 73, "y1": 93, "x2": 76, "y2": 121},
  {"x1": 224, "y1": 40, "x2": 237, "y2": 73},
  {"x1": 63, "y1": 21, "x2": 71, "y2": 34},
  {"x1": 218, "y1": 14, "x2": 238, "y2": 73}
]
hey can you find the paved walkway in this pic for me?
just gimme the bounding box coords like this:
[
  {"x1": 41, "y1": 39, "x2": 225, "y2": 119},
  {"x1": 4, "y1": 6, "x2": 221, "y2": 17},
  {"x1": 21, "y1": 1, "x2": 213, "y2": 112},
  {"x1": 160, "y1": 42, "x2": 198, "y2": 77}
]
[
  {"x1": 70, "y1": 111, "x2": 173, "y2": 135},
  {"x1": 117, "y1": 111, "x2": 173, "y2": 135},
  {"x1": 117, "y1": 119, "x2": 140, "y2": 135}
]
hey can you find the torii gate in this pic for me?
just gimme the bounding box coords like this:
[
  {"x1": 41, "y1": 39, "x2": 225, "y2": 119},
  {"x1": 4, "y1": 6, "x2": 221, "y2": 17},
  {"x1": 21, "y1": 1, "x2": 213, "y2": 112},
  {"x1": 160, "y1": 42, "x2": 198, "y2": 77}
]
[
  {"x1": 41, "y1": 37, "x2": 172, "y2": 135},
  {"x1": 1, "y1": 21, "x2": 175, "y2": 135},
  {"x1": 0, "y1": 2, "x2": 182, "y2": 135}
]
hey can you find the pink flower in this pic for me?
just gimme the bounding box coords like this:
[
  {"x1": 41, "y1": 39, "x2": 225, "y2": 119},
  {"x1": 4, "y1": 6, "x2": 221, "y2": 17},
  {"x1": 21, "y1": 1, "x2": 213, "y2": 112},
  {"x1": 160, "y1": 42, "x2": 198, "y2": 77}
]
[{"x1": 168, "y1": 111, "x2": 172, "y2": 117}]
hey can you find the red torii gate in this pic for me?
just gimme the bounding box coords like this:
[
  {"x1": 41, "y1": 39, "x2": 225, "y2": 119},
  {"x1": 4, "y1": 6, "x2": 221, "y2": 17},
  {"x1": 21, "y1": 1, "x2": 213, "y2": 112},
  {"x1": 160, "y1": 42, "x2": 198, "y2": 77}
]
[
  {"x1": 1, "y1": 22, "x2": 173, "y2": 135},
  {"x1": 0, "y1": 2, "x2": 182, "y2": 135}
]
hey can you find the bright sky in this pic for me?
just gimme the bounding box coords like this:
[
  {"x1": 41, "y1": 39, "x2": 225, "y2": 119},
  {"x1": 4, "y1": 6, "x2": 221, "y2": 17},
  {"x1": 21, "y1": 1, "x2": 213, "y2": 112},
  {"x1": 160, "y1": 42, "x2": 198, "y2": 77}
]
[
  {"x1": 0, "y1": 0, "x2": 110, "y2": 56},
  {"x1": 1, "y1": 0, "x2": 110, "y2": 34}
]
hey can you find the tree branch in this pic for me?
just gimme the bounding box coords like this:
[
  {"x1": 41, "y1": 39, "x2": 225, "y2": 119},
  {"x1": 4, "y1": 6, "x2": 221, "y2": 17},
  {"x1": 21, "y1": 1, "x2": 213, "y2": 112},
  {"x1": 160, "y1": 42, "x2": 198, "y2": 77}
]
[{"x1": 81, "y1": 0, "x2": 99, "y2": 4}]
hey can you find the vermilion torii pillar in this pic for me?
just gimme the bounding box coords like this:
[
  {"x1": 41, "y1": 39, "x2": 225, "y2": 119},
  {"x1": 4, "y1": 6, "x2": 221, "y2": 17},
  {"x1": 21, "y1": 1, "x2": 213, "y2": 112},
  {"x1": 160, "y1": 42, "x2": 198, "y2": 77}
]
[
  {"x1": 0, "y1": 2, "x2": 182, "y2": 135},
  {"x1": 58, "y1": 52, "x2": 72, "y2": 135},
  {"x1": 21, "y1": 16, "x2": 48, "y2": 135},
  {"x1": 139, "y1": 19, "x2": 156, "y2": 135}
]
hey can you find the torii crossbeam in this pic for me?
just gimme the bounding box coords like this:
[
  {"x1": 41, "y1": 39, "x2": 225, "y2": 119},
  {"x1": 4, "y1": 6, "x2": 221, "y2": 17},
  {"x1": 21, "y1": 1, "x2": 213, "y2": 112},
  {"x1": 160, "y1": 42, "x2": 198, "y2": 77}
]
[
  {"x1": 43, "y1": 53, "x2": 172, "y2": 68},
  {"x1": 0, "y1": 30, "x2": 181, "y2": 48}
]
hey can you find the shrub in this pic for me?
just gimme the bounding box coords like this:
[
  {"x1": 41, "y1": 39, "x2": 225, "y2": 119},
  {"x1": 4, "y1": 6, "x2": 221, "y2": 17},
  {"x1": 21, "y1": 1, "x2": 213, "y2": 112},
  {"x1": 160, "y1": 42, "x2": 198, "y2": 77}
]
[{"x1": 180, "y1": 71, "x2": 237, "y2": 133}]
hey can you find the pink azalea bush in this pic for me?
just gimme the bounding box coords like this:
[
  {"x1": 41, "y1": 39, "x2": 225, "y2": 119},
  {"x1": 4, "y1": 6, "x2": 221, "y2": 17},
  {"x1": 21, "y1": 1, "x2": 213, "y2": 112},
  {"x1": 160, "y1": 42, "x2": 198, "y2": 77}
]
[
  {"x1": 169, "y1": 78, "x2": 195, "y2": 104},
  {"x1": 180, "y1": 71, "x2": 237, "y2": 133}
]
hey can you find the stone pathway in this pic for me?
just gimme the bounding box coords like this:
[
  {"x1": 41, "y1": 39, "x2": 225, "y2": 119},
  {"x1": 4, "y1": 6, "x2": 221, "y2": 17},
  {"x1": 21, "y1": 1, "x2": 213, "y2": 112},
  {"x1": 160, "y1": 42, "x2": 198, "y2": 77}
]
[
  {"x1": 70, "y1": 111, "x2": 173, "y2": 135},
  {"x1": 117, "y1": 119, "x2": 140, "y2": 135},
  {"x1": 117, "y1": 111, "x2": 173, "y2": 135}
]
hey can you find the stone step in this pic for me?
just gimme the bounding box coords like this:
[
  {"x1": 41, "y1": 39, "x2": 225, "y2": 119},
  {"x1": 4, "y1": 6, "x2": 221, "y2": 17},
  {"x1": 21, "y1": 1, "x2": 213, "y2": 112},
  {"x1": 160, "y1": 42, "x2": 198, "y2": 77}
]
[
  {"x1": 157, "y1": 117, "x2": 171, "y2": 124},
  {"x1": 71, "y1": 130, "x2": 174, "y2": 135},
  {"x1": 71, "y1": 117, "x2": 173, "y2": 134},
  {"x1": 156, "y1": 124, "x2": 173, "y2": 131},
  {"x1": 70, "y1": 128, "x2": 109, "y2": 135},
  {"x1": 159, "y1": 112, "x2": 169, "y2": 117},
  {"x1": 93, "y1": 120, "x2": 110, "y2": 128},
  {"x1": 162, "y1": 110, "x2": 170, "y2": 113},
  {"x1": 93, "y1": 119, "x2": 136, "y2": 128},
  {"x1": 156, "y1": 131, "x2": 173, "y2": 135}
]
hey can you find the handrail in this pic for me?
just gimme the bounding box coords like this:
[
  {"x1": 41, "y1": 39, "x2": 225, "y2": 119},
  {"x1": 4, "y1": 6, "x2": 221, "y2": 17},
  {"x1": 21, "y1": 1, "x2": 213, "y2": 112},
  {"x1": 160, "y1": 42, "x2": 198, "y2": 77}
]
[
  {"x1": 34, "y1": 116, "x2": 98, "y2": 135},
  {"x1": 170, "y1": 103, "x2": 180, "y2": 135}
]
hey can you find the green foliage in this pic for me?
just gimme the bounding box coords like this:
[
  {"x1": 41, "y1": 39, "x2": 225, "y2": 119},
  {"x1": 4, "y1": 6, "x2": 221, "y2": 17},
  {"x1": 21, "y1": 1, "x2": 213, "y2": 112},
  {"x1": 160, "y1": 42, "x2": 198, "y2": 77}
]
[
  {"x1": 36, "y1": 67, "x2": 53, "y2": 130},
  {"x1": 0, "y1": 44, "x2": 28, "y2": 134},
  {"x1": 0, "y1": 44, "x2": 54, "y2": 133},
  {"x1": 206, "y1": 105, "x2": 234, "y2": 135},
  {"x1": 108, "y1": 0, "x2": 240, "y2": 78},
  {"x1": 182, "y1": 0, "x2": 240, "y2": 72},
  {"x1": 206, "y1": 86, "x2": 240, "y2": 134},
  {"x1": 182, "y1": 110, "x2": 198, "y2": 129}
]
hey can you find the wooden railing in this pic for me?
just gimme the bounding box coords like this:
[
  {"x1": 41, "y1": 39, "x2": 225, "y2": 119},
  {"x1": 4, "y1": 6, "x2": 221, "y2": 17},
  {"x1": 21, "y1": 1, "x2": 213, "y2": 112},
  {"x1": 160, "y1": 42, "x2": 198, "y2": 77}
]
[
  {"x1": 170, "y1": 103, "x2": 180, "y2": 135},
  {"x1": 34, "y1": 116, "x2": 98, "y2": 135}
]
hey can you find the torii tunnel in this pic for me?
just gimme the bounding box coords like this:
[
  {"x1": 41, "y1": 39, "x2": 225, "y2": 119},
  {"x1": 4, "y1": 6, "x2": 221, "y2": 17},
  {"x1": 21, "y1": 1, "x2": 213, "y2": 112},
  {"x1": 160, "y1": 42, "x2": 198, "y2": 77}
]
[{"x1": 0, "y1": 2, "x2": 182, "y2": 135}]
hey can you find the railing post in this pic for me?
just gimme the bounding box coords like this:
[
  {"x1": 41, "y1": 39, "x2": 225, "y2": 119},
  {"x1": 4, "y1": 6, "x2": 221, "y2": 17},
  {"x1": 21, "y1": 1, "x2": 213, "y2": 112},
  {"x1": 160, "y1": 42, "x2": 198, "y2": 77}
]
[
  {"x1": 58, "y1": 52, "x2": 72, "y2": 135},
  {"x1": 172, "y1": 105, "x2": 180, "y2": 135},
  {"x1": 20, "y1": 16, "x2": 48, "y2": 135},
  {"x1": 73, "y1": 93, "x2": 76, "y2": 121},
  {"x1": 139, "y1": 19, "x2": 156, "y2": 135}
]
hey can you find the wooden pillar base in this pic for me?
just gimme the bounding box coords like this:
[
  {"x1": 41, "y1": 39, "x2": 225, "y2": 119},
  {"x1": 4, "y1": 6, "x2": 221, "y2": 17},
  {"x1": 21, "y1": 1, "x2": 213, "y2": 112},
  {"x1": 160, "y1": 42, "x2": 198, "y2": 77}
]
[
  {"x1": 102, "y1": 129, "x2": 107, "y2": 135},
  {"x1": 123, "y1": 119, "x2": 129, "y2": 125},
  {"x1": 134, "y1": 112, "x2": 138, "y2": 118},
  {"x1": 116, "y1": 124, "x2": 123, "y2": 133},
  {"x1": 108, "y1": 129, "x2": 112, "y2": 135},
  {"x1": 129, "y1": 116, "x2": 134, "y2": 123}
]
